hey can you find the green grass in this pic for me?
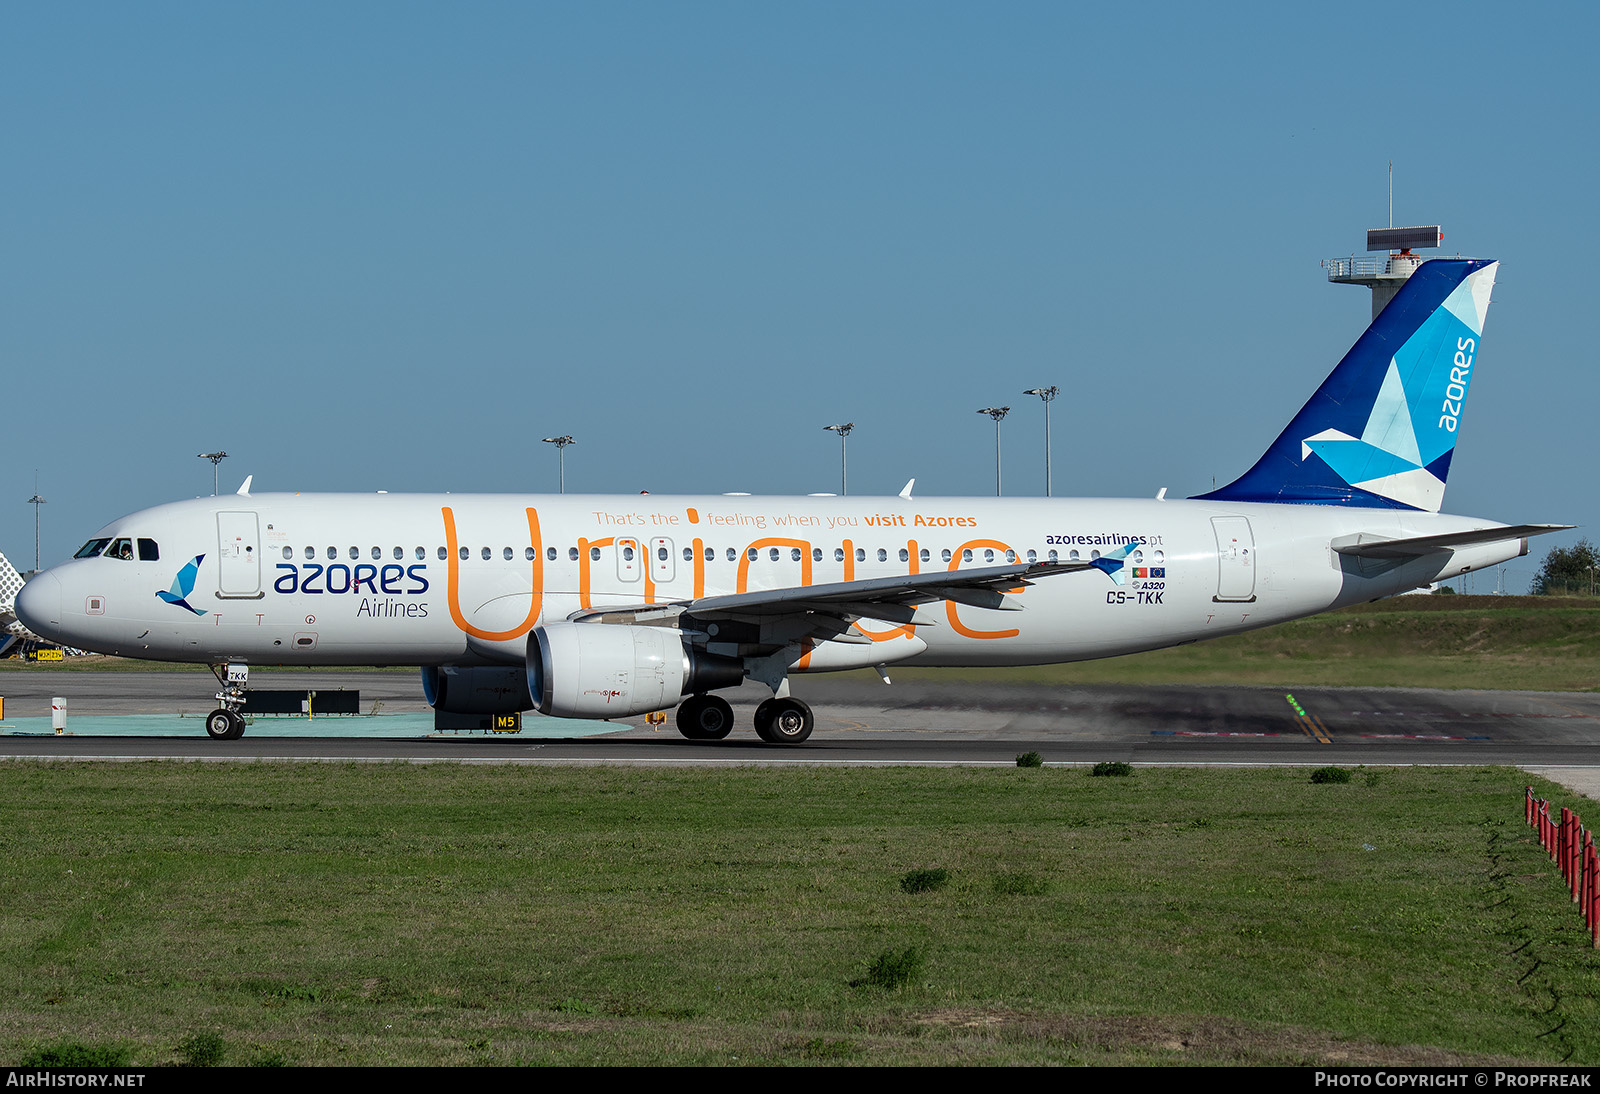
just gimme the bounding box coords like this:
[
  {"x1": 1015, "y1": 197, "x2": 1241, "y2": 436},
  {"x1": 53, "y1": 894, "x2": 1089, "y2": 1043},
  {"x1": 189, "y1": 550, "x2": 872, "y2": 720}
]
[
  {"x1": 879, "y1": 597, "x2": 1600, "y2": 691},
  {"x1": 1, "y1": 762, "x2": 1596, "y2": 1065}
]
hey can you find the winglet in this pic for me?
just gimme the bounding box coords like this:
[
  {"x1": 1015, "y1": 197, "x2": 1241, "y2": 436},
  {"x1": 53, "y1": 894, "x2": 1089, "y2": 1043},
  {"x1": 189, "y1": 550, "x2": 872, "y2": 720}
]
[
  {"x1": 899, "y1": 479, "x2": 915, "y2": 500},
  {"x1": 236, "y1": 476, "x2": 253, "y2": 497}
]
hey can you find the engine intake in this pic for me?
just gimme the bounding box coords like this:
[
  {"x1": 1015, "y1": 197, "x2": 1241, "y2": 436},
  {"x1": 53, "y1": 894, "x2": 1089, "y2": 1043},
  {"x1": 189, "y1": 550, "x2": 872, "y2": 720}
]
[
  {"x1": 529, "y1": 623, "x2": 743, "y2": 718},
  {"x1": 421, "y1": 665, "x2": 534, "y2": 714}
]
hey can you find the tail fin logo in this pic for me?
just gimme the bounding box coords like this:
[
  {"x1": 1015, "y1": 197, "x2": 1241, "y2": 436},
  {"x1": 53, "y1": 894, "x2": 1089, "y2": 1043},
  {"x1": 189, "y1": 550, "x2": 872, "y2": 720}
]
[
  {"x1": 156, "y1": 555, "x2": 207, "y2": 616},
  {"x1": 1196, "y1": 259, "x2": 1497, "y2": 512}
]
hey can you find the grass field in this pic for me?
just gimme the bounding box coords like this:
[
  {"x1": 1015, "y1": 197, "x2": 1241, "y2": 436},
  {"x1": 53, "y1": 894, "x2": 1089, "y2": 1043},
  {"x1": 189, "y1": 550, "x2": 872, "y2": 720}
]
[
  {"x1": 3, "y1": 762, "x2": 1598, "y2": 1066},
  {"x1": 882, "y1": 597, "x2": 1600, "y2": 692}
]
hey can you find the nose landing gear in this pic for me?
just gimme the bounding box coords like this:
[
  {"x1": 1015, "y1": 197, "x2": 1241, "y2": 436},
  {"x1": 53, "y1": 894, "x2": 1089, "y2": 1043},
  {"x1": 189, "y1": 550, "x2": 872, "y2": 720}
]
[{"x1": 206, "y1": 662, "x2": 249, "y2": 740}]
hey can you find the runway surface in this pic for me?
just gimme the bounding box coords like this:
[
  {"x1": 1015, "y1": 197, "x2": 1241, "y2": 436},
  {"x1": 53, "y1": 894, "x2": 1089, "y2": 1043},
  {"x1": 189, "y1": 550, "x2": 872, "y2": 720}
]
[{"x1": 1, "y1": 671, "x2": 1597, "y2": 796}]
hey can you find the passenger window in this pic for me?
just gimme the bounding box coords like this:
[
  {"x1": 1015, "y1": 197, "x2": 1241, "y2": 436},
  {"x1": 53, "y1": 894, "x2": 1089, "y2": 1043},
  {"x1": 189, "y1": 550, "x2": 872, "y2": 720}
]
[
  {"x1": 328, "y1": 547, "x2": 337, "y2": 560},
  {"x1": 898, "y1": 548, "x2": 909, "y2": 563},
  {"x1": 920, "y1": 549, "x2": 930, "y2": 563},
  {"x1": 941, "y1": 549, "x2": 952, "y2": 563},
  {"x1": 437, "y1": 547, "x2": 447, "y2": 560},
  {"x1": 1026, "y1": 549, "x2": 1037, "y2": 563},
  {"x1": 984, "y1": 549, "x2": 995, "y2": 562},
  {"x1": 1154, "y1": 550, "x2": 1165, "y2": 564},
  {"x1": 768, "y1": 547, "x2": 779, "y2": 562},
  {"x1": 682, "y1": 547, "x2": 692, "y2": 562},
  {"x1": 1090, "y1": 550, "x2": 1101, "y2": 560},
  {"x1": 748, "y1": 548, "x2": 758, "y2": 561},
  {"x1": 394, "y1": 547, "x2": 403, "y2": 560},
  {"x1": 855, "y1": 548, "x2": 865, "y2": 563},
  {"x1": 705, "y1": 547, "x2": 714, "y2": 562},
  {"x1": 349, "y1": 547, "x2": 359, "y2": 560},
  {"x1": 623, "y1": 545, "x2": 635, "y2": 562},
  {"x1": 1005, "y1": 549, "x2": 1017, "y2": 563},
  {"x1": 282, "y1": 547, "x2": 293, "y2": 560},
  {"x1": 834, "y1": 548, "x2": 845, "y2": 562},
  {"x1": 416, "y1": 547, "x2": 426, "y2": 560},
  {"x1": 73, "y1": 539, "x2": 111, "y2": 559},
  {"x1": 1132, "y1": 550, "x2": 1144, "y2": 564},
  {"x1": 460, "y1": 547, "x2": 470, "y2": 561},
  {"x1": 812, "y1": 548, "x2": 822, "y2": 562},
  {"x1": 305, "y1": 546, "x2": 316, "y2": 560},
  {"x1": 659, "y1": 547, "x2": 669, "y2": 562},
  {"x1": 503, "y1": 547, "x2": 513, "y2": 560},
  {"x1": 542, "y1": 547, "x2": 553, "y2": 561},
  {"x1": 1066, "y1": 549, "x2": 1076, "y2": 560},
  {"x1": 372, "y1": 547, "x2": 382, "y2": 561},
  {"x1": 482, "y1": 547, "x2": 492, "y2": 561},
  {"x1": 569, "y1": 547, "x2": 580, "y2": 561},
  {"x1": 726, "y1": 548, "x2": 736, "y2": 562},
  {"x1": 790, "y1": 548, "x2": 802, "y2": 562},
  {"x1": 591, "y1": 547, "x2": 602, "y2": 562},
  {"x1": 962, "y1": 549, "x2": 973, "y2": 563}
]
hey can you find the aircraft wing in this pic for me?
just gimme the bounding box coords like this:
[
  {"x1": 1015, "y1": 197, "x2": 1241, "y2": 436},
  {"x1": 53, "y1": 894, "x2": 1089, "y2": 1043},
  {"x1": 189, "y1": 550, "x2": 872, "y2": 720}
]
[
  {"x1": 1331, "y1": 524, "x2": 1571, "y2": 559},
  {"x1": 571, "y1": 560, "x2": 1093, "y2": 632}
]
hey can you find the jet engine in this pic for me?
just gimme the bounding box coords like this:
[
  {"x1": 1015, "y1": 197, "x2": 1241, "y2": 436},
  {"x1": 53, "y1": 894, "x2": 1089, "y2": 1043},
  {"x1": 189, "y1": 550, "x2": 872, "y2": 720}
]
[
  {"x1": 421, "y1": 665, "x2": 533, "y2": 714},
  {"x1": 528, "y1": 622, "x2": 744, "y2": 719}
]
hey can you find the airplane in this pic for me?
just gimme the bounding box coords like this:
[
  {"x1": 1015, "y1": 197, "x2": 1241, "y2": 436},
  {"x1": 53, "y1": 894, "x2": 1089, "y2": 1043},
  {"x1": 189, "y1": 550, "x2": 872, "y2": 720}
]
[{"x1": 15, "y1": 257, "x2": 1567, "y2": 743}]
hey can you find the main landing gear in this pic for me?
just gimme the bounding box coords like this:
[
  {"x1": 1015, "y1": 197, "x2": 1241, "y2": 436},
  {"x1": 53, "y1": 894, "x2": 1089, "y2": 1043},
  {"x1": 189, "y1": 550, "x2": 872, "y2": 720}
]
[
  {"x1": 205, "y1": 662, "x2": 249, "y2": 740},
  {"x1": 674, "y1": 694, "x2": 814, "y2": 744}
]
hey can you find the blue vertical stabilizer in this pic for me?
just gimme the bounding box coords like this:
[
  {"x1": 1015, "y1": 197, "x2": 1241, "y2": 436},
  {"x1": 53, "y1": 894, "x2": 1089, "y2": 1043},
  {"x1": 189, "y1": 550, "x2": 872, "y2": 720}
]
[{"x1": 1194, "y1": 258, "x2": 1497, "y2": 511}]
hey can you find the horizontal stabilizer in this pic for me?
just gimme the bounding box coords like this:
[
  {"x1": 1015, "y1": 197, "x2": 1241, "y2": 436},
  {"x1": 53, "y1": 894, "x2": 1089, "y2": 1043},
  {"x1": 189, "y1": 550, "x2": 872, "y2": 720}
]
[{"x1": 1331, "y1": 524, "x2": 1572, "y2": 559}]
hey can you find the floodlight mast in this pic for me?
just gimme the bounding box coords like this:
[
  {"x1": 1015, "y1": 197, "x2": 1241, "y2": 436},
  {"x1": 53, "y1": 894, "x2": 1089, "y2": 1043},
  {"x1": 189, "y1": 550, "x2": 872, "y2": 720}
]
[
  {"x1": 197, "y1": 452, "x2": 228, "y2": 497},
  {"x1": 27, "y1": 487, "x2": 46, "y2": 573},
  {"x1": 822, "y1": 423, "x2": 854, "y2": 495},
  {"x1": 541, "y1": 435, "x2": 575, "y2": 494},
  {"x1": 977, "y1": 407, "x2": 1010, "y2": 496},
  {"x1": 1023, "y1": 386, "x2": 1059, "y2": 496}
]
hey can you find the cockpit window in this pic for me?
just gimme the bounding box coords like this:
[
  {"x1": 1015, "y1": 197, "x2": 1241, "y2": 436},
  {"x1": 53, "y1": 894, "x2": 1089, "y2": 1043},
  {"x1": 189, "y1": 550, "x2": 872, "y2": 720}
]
[
  {"x1": 74, "y1": 538, "x2": 111, "y2": 559},
  {"x1": 108, "y1": 538, "x2": 135, "y2": 561},
  {"x1": 138, "y1": 538, "x2": 159, "y2": 561}
]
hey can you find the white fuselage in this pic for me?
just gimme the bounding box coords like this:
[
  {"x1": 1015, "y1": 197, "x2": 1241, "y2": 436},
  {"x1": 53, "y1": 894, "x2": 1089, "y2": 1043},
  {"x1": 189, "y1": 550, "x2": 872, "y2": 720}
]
[{"x1": 19, "y1": 491, "x2": 1521, "y2": 671}]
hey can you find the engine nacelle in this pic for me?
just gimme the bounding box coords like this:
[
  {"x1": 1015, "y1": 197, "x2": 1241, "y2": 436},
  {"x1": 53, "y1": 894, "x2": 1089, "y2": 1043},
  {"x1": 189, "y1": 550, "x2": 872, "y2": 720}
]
[
  {"x1": 421, "y1": 665, "x2": 534, "y2": 714},
  {"x1": 529, "y1": 623, "x2": 744, "y2": 718}
]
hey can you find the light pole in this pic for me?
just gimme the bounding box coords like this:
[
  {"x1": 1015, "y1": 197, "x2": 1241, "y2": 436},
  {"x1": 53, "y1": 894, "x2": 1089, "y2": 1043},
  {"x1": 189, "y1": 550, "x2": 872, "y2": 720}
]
[
  {"x1": 1023, "y1": 386, "x2": 1059, "y2": 496},
  {"x1": 977, "y1": 407, "x2": 1010, "y2": 496},
  {"x1": 823, "y1": 423, "x2": 853, "y2": 495},
  {"x1": 541, "y1": 436, "x2": 575, "y2": 493},
  {"x1": 197, "y1": 451, "x2": 228, "y2": 496},
  {"x1": 27, "y1": 488, "x2": 45, "y2": 572}
]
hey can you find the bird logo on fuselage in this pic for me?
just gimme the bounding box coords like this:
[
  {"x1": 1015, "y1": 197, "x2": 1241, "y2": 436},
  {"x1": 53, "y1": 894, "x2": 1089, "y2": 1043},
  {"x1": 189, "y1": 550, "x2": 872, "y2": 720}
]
[{"x1": 155, "y1": 555, "x2": 208, "y2": 616}]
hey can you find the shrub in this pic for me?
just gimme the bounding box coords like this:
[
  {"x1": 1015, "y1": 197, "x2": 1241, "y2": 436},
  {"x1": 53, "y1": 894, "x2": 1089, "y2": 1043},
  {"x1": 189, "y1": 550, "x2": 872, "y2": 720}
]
[
  {"x1": 1310, "y1": 766, "x2": 1351, "y2": 784},
  {"x1": 900, "y1": 867, "x2": 949, "y2": 894},
  {"x1": 178, "y1": 1032, "x2": 226, "y2": 1067},
  {"x1": 1015, "y1": 751, "x2": 1043, "y2": 767},
  {"x1": 1090, "y1": 761, "x2": 1133, "y2": 777},
  {"x1": 859, "y1": 946, "x2": 924, "y2": 990},
  {"x1": 18, "y1": 1043, "x2": 130, "y2": 1067}
]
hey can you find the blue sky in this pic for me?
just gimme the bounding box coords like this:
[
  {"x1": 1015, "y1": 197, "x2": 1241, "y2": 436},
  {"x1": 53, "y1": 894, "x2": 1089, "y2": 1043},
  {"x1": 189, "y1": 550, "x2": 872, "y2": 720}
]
[{"x1": 5, "y1": 3, "x2": 1595, "y2": 587}]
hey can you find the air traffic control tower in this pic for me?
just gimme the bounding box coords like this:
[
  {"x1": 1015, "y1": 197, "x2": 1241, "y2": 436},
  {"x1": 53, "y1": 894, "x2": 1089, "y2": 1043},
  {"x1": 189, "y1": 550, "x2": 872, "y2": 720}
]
[{"x1": 1324, "y1": 225, "x2": 1454, "y2": 320}]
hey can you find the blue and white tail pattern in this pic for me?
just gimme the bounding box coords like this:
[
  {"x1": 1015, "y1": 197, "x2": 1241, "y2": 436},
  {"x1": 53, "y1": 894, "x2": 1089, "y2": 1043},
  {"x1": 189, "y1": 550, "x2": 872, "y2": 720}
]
[{"x1": 1196, "y1": 258, "x2": 1497, "y2": 512}]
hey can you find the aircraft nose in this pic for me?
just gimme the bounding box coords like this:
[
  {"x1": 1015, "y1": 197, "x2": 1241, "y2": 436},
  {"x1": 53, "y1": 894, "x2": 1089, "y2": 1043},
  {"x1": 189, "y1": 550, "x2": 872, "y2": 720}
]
[{"x1": 14, "y1": 571, "x2": 63, "y2": 637}]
